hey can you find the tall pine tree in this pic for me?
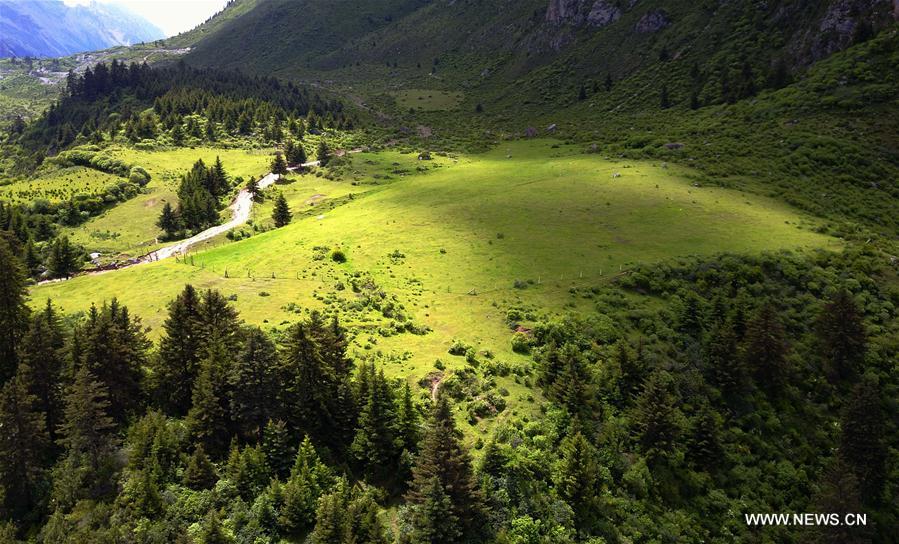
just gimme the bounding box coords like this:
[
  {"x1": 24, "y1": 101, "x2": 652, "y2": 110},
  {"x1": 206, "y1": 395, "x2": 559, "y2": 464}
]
[{"x1": 406, "y1": 394, "x2": 488, "y2": 543}]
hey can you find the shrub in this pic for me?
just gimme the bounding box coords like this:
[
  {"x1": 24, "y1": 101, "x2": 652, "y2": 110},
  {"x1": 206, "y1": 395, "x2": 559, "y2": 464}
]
[
  {"x1": 331, "y1": 250, "x2": 347, "y2": 263},
  {"x1": 511, "y1": 332, "x2": 531, "y2": 354}
]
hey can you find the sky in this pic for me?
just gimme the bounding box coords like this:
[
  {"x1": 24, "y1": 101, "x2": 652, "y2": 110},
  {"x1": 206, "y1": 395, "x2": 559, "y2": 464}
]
[{"x1": 62, "y1": 0, "x2": 230, "y2": 37}]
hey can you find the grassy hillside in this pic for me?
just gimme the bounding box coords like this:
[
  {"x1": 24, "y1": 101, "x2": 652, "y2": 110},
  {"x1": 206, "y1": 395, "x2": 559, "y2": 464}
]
[{"x1": 33, "y1": 141, "x2": 836, "y2": 432}]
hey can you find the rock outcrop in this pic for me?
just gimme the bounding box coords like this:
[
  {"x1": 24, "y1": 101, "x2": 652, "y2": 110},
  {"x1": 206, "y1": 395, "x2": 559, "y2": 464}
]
[
  {"x1": 546, "y1": 0, "x2": 622, "y2": 28},
  {"x1": 634, "y1": 9, "x2": 671, "y2": 33}
]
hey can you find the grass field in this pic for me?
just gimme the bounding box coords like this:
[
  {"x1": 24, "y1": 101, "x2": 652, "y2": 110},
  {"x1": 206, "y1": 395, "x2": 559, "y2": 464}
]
[
  {"x1": 64, "y1": 146, "x2": 274, "y2": 258},
  {"x1": 392, "y1": 89, "x2": 465, "y2": 111},
  {"x1": 0, "y1": 166, "x2": 124, "y2": 204},
  {"x1": 33, "y1": 139, "x2": 836, "y2": 434}
]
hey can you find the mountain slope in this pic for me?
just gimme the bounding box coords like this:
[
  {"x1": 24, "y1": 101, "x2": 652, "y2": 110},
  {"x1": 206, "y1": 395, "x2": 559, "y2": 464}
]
[{"x1": 0, "y1": 0, "x2": 164, "y2": 58}]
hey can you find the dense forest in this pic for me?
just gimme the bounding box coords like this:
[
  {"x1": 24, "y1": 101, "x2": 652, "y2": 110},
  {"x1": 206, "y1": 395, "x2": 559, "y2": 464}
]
[
  {"x1": 1, "y1": 228, "x2": 896, "y2": 542},
  {"x1": 7, "y1": 60, "x2": 352, "y2": 170}
]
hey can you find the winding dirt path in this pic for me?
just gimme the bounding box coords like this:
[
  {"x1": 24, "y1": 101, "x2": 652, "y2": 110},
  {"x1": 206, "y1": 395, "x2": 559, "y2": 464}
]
[{"x1": 37, "y1": 159, "x2": 324, "y2": 284}]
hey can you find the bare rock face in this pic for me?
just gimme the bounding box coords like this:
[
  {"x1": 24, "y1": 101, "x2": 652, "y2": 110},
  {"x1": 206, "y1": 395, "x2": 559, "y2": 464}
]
[
  {"x1": 635, "y1": 9, "x2": 671, "y2": 33},
  {"x1": 587, "y1": 1, "x2": 622, "y2": 27},
  {"x1": 546, "y1": 0, "x2": 622, "y2": 27}
]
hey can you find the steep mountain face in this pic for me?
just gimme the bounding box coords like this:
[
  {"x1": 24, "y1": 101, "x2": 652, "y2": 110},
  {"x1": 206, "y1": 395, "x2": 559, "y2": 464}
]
[
  {"x1": 0, "y1": 0, "x2": 164, "y2": 58},
  {"x1": 184, "y1": 0, "x2": 898, "y2": 90}
]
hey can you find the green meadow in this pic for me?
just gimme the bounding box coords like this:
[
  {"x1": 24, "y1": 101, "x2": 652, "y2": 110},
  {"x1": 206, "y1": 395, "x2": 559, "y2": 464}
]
[
  {"x1": 392, "y1": 89, "x2": 465, "y2": 111},
  {"x1": 0, "y1": 166, "x2": 123, "y2": 204},
  {"x1": 33, "y1": 139, "x2": 835, "y2": 431}
]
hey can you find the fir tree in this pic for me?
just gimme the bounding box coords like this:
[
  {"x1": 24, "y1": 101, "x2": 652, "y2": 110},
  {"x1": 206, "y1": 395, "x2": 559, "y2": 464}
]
[
  {"x1": 183, "y1": 444, "x2": 218, "y2": 490},
  {"x1": 272, "y1": 193, "x2": 292, "y2": 228},
  {"x1": 280, "y1": 437, "x2": 333, "y2": 536},
  {"x1": 406, "y1": 394, "x2": 487, "y2": 543},
  {"x1": 153, "y1": 284, "x2": 203, "y2": 416},
  {"x1": 19, "y1": 300, "x2": 66, "y2": 443},
  {"x1": 803, "y1": 457, "x2": 870, "y2": 544},
  {"x1": 0, "y1": 370, "x2": 51, "y2": 521},
  {"x1": 198, "y1": 289, "x2": 242, "y2": 357},
  {"x1": 316, "y1": 140, "x2": 331, "y2": 166},
  {"x1": 351, "y1": 367, "x2": 399, "y2": 486},
  {"x1": 0, "y1": 239, "x2": 30, "y2": 380},
  {"x1": 246, "y1": 177, "x2": 260, "y2": 200},
  {"x1": 199, "y1": 509, "x2": 233, "y2": 544},
  {"x1": 262, "y1": 419, "x2": 294, "y2": 479},
  {"x1": 839, "y1": 378, "x2": 887, "y2": 505},
  {"x1": 279, "y1": 322, "x2": 334, "y2": 445},
  {"x1": 743, "y1": 302, "x2": 789, "y2": 390},
  {"x1": 686, "y1": 403, "x2": 723, "y2": 471},
  {"x1": 555, "y1": 432, "x2": 607, "y2": 538},
  {"x1": 53, "y1": 365, "x2": 118, "y2": 508},
  {"x1": 229, "y1": 327, "x2": 280, "y2": 441},
  {"x1": 411, "y1": 476, "x2": 461, "y2": 544},
  {"x1": 157, "y1": 202, "x2": 182, "y2": 240},
  {"x1": 632, "y1": 370, "x2": 684, "y2": 463},
  {"x1": 271, "y1": 152, "x2": 288, "y2": 176},
  {"x1": 77, "y1": 300, "x2": 149, "y2": 423},
  {"x1": 47, "y1": 235, "x2": 82, "y2": 279},
  {"x1": 187, "y1": 357, "x2": 230, "y2": 456},
  {"x1": 660, "y1": 84, "x2": 671, "y2": 109},
  {"x1": 704, "y1": 320, "x2": 746, "y2": 397},
  {"x1": 309, "y1": 477, "x2": 352, "y2": 544},
  {"x1": 816, "y1": 290, "x2": 866, "y2": 382}
]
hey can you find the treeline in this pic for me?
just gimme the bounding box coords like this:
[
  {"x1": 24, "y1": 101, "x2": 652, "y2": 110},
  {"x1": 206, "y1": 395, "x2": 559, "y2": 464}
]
[
  {"x1": 15, "y1": 60, "x2": 354, "y2": 159},
  {"x1": 0, "y1": 242, "x2": 486, "y2": 543}
]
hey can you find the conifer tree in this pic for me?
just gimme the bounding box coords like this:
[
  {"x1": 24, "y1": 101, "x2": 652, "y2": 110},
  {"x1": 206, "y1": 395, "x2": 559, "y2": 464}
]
[
  {"x1": 396, "y1": 381, "x2": 421, "y2": 454},
  {"x1": 280, "y1": 437, "x2": 333, "y2": 536},
  {"x1": 262, "y1": 419, "x2": 294, "y2": 479},
  {"x1": 406, "y1": 394, "x2": 487, "y2": 543},
  {"x1": 632, "y1": 370, "x2": 684, "y2": 463},
  {"x1": 53, "y1": 365, "x2": 118, "y2": 508},
  {"x1": 742, "y1": 302, "x2": 789, "y2": 390},
  {"x1": 839, "y1": 378, "x2": 887, "y2": 505},
  {"x1": 48, "y1": 235, "x2": 82, "y2": 279},
  {"x1": 153, "y1": 284, "x2": 203, "y2": 415},
  {"x1": 187, "y1": 359, "x2": 230, "y2": 456},
  {"x1": 272, "y1": 193, "x2": 292, "y2": 228},
  {"x1": 246, "y1": 177, "x2": 260, "y2": 200},
  {"x1": 271, "y1": 152, "x2": 288, "y2": 176},
  {"x1": 199, "y1": 509, "x2": 233, "y2": 544},
  {"x1": 660, "y1": 84, "x2": 671, "y2": 109},
  {"x1": 554, "y1": 432, "x2": 607, "y2": 538},
  {"x1": 686, "y1": 403, "x2": 723, "y2": 470},
  {"x1": 309, "y1": 477, "x2": 352, "y2": 544},
  {"x1": 77, "y1": 300, "x2": 149, "y2": 423},
  {"x1": 183, "y1": 444, "x2": 218, "y2": 490},
  {"x1": 19, "y1": 300, "x2": 66, "y2": 443},
  {"x1": 157, "y1": 202, "x2": 182, "y2": 240},
  {"x1": 0, "y1": 369, "x2": 51, "y2": 521},
  {"x1": 316, "y1": 140, "x2": 331, "y2": 166},
  {"x1": 279, "y1": 322, "x2": 334, "y2": 445},
  {"x1": 704, "y1": 320, "x2": 746, "y2": 397},
  {"x1": 816, "y1": 290, "x2": 866, "y2": 382},
  {"x1": 804, "y1": 456, "x2": 869, "y2": 544},
  {"x1": 210, "y1": 156, "x2": 228, "y2": 197},
  {"x1": 411, "y1": 476, "x2": 461, "y2": 544},
  {"x1": 198, "y1": 289, "x2": 242, "y2": 357},
  {"x1": 351, "y1": 367, "x2": 399, "y2": 486},
  {"x1": 229, "y1": 327, "x2": 280, "y2": 441},
  {"x1": 0, "y1": 237, "x2": 29, "y2": 383}
]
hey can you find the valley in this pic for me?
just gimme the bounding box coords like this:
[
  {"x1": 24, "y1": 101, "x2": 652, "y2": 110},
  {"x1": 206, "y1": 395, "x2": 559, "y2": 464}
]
[{"x1": 0, "y1": 1, "x2": 896, "y2": 543}]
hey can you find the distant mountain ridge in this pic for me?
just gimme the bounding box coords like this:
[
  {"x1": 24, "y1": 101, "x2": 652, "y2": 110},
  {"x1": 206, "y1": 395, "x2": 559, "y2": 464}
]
[{"x1": 0, "y1": 0, "x2": 165, "y2": 58}]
